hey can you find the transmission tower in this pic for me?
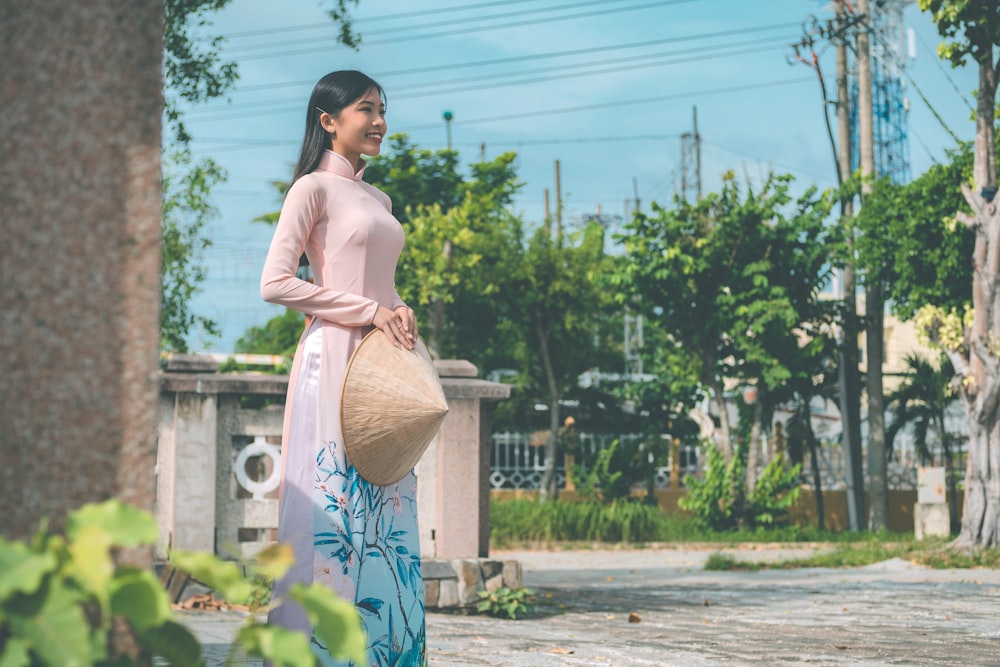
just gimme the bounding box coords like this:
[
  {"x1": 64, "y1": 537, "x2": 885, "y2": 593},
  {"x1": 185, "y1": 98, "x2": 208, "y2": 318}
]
[
  {"x1": 679, "y1": 106, "x2": 701, "y2": 202},
  {"x1": 849, "y1": 0, "x2": 914, "y2": 184}
]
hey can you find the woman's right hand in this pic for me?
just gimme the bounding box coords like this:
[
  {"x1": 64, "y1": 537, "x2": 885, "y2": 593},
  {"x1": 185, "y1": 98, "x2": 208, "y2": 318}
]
[{"x1": 372, "y1": 305, "x2": 416, "y2": 350}]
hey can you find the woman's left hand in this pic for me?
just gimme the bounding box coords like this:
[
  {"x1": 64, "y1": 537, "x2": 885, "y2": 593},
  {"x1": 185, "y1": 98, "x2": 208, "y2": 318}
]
[{"x1": 394, "y1": 306, "x2": 418, "y2": 345}]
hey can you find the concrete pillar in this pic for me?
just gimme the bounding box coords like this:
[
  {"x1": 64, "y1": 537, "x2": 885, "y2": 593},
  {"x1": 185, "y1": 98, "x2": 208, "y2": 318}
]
[
  {"x1": 418, "y1": 361, "x2": 510, "y2": 559},
  {"x1": 0, "y1": 1, "x2": 163, "y2": 539}
]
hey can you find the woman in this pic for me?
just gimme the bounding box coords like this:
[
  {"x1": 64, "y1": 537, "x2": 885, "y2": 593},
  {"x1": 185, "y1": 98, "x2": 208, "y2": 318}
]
[{"x1": 261, "y1": 70, "x2": 425, "y2": 667}]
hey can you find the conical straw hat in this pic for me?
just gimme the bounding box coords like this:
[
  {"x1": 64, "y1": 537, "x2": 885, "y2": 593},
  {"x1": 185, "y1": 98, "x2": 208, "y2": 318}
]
[{"x1": 340, "y1": 330, "x2": 449, "y2": 485}]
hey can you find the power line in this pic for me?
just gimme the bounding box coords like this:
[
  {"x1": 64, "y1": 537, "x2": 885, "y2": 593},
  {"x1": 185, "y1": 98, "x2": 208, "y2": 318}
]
[
  {"x1": 225, "y1": 0, "x2": 666, "y2": 54},
  {"x1": 222, "y1": 0, "x2": 555, "y2": 38},
  {"x1": 188, "y1": 37, "x2": 791, "y2": 118},
  {"x1": 190, "y1": 76, "x2": 813, "y2": 130},
  {"x1": 230, "y1": 21, "x2": 800, "y2": 94},
  {"x1": 197, "y1": 133, "x2": 682, "y2": 154},
  {"x1": 233, "y1": 0, "x2": 695, "y2": 60}
]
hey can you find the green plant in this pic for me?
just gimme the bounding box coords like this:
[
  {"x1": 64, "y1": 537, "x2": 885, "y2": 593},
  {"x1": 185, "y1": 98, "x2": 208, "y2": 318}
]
[
  {"x1": 570, "y1": 439, "x2": 627, "y2": 503},
  {"x1": 489, "y1": 499, "x2": 663, "y2": 546},
  {"x1": 476, "y1": 587, "x2": 535, "y2": 619},
  {"x1": 0, "y1": 499, "x2": 367, "y2": 667},
  {"x1": 746, "y1": 453, "x2": 802, "y2": 526},
  {"x1": 679, "y1": 441, "x2": 744, "y2": 531},
  {"x1": 680, "y1": 442, "x2": 801, "y2": 531}
]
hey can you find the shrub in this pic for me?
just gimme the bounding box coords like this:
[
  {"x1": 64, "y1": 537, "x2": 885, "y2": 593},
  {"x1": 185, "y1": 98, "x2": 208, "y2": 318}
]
[
  {"x1": 490, "y1": 499, "x2": 662, "y2": 545},
  {"x1": 0, "y1": 499, "x2": 366, "y2": 667},
  {"x1": 679, "y1": 442, "x2": 801, "y2": 531}
]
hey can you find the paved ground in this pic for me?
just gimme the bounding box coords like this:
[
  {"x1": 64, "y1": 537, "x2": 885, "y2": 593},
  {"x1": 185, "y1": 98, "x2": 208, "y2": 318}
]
[{"x1": 179, "y1": 546, "x2": 1000, "y2": 666}]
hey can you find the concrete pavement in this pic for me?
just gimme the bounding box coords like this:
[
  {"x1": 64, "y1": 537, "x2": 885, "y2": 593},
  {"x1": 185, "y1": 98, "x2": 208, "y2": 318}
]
[{"x1": 177, "y1": 546, "x2": 1000, "y2": 666}]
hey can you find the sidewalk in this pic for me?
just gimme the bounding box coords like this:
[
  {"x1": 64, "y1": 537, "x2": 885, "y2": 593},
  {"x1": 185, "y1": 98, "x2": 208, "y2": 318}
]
[{"x1": 180, "y1": 546, "x2": 1000, "y2": 666}]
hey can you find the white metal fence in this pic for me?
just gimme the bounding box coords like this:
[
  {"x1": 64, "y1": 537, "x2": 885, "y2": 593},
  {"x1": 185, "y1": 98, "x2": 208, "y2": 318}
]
[{"x1": 489, "y1": 430, "x2": 955, "y2": 492}]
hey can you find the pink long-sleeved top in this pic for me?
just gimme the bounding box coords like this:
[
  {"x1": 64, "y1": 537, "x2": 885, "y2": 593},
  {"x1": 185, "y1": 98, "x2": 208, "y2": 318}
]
[{"x1": 260, "y1": 149, "x2": 407, "y2": 456}]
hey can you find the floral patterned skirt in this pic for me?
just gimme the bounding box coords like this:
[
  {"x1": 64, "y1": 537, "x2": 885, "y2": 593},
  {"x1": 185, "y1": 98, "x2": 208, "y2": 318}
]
[{"x1": 269, "y1": 320, "x2": 426, "y2": 667}]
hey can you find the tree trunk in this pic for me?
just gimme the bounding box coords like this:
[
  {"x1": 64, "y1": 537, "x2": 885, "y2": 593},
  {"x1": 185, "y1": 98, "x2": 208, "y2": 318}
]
[
  {"x1": 746, "y1": 391, "x2": 765, "y2": 495},
  {"x1": 535, "y1": 307, "x2": 560, "y2": 502},
  {"x1": 867, "y1": 281, "x2": 889, "y2": 530},
  {"x1": 708, "y1": 376, "x2": 733, "y2": 461},
  {"x1": 805, "y1": 406, "x2": 826, "y2": 532},
  {"x1": 952, "y1": 43, "x2": 1000, "y2": 549}
]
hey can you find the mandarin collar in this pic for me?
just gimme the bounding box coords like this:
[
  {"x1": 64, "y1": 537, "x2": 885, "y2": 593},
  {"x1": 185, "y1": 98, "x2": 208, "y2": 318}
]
[{"x1": 317, "y1": 150, "x2": 366, "y2": 181}]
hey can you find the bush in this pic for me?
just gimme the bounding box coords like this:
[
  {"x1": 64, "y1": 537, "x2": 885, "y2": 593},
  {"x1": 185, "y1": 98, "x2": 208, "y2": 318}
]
[
  {"x1": 490, "y1": 499, "x2": 662, "y2": 545},
  {"x1": 0, "y1": 500, "x2": 367, "y2": 667},
  {"x1": 679, "y1": 442, "x2": 801, "y2": 531}
]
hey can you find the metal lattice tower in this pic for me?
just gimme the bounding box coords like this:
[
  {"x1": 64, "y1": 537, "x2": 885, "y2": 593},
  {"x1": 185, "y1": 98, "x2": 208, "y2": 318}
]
[
  {"x1": 850, "y1": 0, "x2": 914, "y2": 184},
  {"x1": 679, "y1": 106, "x2": 701, "y2": 202}
]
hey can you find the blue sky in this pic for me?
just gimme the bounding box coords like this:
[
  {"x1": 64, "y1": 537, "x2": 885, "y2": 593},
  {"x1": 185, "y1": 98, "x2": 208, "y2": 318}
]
[{"x1": 181, "y1": 0, "x2": 979, "y2": 353}]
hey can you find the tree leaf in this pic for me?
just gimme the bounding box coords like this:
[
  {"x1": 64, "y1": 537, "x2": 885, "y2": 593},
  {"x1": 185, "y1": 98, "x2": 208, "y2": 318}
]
[
  {"x1": 169, "y1": 550, "x2": 253, "y2": 603},
  {"x1": 66, "y1": 523, "x2": 114, "y2": 601},
  {"x1": 0, "y1": 538, "x2": 57, "y2": 600},
  {"x1": 237, "y1": 623, "x2": 316, "y2": 667},
  {"x1": 6, "y1": 579, "x2": 91, "y2": 667},
  {"x1": 289, "y1": 583, "x2": 368, "y2": 666},
  {"x1": 138, "y1": 619, "x2": 202, "y2": 666},
  {"x1": 0, "y1": 638, "x2": 32, "y2": 667},
  {"x1": 67, "y1": 500, "x2": 158, "y2": 547},
  {"x1": 109, "y1": 567, "x2": 173, "y2": 630}
]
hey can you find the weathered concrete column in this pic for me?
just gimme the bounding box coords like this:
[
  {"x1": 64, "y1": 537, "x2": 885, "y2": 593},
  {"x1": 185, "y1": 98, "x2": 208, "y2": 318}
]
[
  {"x1": 417, "y1": 360, "x2": 510, "y2": 559},
  {"x1": 0, "y1": 1, "x2": 163, "y2": 538}
]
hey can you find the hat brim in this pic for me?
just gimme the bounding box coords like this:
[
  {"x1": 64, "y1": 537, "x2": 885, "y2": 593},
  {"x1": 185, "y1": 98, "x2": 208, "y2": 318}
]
[{"x1": 340, "y1": 330, "x2": 448, "y2": 485}]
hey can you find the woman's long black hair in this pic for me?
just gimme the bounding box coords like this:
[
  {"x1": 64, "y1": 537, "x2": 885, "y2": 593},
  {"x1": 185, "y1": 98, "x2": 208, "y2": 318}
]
[{"x1": 290, "y1": 70, "x2": 385, "y2": 186}]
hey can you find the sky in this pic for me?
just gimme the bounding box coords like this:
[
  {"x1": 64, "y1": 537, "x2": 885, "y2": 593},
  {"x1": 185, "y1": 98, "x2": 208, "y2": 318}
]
[{"x1": 180, "y1": 0, "x2": 980, "y2": 354}]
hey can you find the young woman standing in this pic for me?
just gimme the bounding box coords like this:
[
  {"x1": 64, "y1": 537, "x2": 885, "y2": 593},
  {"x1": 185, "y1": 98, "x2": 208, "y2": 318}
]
[{"x1": 261, "y1": 70, "x2": 425, "y2": 667}]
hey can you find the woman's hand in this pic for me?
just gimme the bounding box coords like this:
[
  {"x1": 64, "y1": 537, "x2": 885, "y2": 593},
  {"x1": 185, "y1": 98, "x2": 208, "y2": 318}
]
[{"x1": 372, "y1": 305, "x2": 417, "y2": 350}]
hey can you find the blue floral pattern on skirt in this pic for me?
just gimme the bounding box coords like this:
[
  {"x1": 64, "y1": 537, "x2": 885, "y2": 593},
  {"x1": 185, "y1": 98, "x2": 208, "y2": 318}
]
[{"x1": 312, "y1": 441, "x2": 426, "y2": 667}]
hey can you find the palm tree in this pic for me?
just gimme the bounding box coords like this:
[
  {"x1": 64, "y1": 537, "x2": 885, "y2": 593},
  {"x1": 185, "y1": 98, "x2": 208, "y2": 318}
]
[{"x1": 885, "y1": 353, "x2": 961, "y2": 532}]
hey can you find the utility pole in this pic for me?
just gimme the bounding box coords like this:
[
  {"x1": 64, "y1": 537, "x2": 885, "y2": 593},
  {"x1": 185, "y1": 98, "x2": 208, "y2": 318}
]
[
  {"x1": 554, "y1": 159, "x2": 563, "y2": 243},
  {"x1": 788, "y1": 4, "x2": 868, "y2": 531},
  {"x1": 835, "y1": 0, "x2": 866, "y2": 533},
  {"x1": 858, "y1": 0, "x2": 889, "y2": 532}
]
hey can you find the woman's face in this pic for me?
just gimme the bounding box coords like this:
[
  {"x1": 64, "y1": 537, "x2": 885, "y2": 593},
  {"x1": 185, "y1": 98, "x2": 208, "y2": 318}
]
[{"x1": 324, "y1": 87, "x2": 386, "y2": 168}]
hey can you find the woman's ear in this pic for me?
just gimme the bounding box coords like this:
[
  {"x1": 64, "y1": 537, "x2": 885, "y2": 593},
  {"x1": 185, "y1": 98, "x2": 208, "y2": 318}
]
[{"x1": 319, "y1": 111, "x2": 337, "y2": 135}]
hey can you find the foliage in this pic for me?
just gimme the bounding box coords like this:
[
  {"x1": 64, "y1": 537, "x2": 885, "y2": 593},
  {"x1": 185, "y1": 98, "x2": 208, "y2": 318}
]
[
  {"x1": 679, "y1": 442, "x2": 744, "y2": 530},
  {"x1": 680, "y1": 442, "x2": 801, "y2": 531},
  {"x1": 229, "y1": 307, "x2": 306, "y2": 372},
  {"x1": 853, "y1": 153, "x2": 974, "y2": 320},
  {"x1": 885, "y1": 353, "x2": 960, "y2": 462},
  {"x1": 0, "y1": 500, "x2": 366, "y2": 667},
  {"x1": 364, "y1": 134, "x2": 465, "y2": 224},
  {"x1": 476, "y1": 587, "x2": 535, "y2": 620},
  {"x1": 570, "y1": 439, "x2": 628, "y2": 503},
  {"x1": 918, "y1": 0, "x2": 1000, "y2": 69},
  {"x1": 489, "y1": 499, "x2": 663, "y2": 545},
  {"x1": 609, "y1": 173, "x2": 837, "y2": 457},
  {"x1": 160, "y1": 149, "x2": 224, "y2": 352}
]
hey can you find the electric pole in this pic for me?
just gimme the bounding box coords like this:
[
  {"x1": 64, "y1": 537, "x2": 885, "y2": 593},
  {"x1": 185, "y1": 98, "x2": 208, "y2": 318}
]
[
  {"x1": 835, "y1": 0, "x2": 866, "y2": 533},
  {"x1": 858, "y1": 0, "x2": 889, "y2": 532},
  {"x1": 554, "y1": 159, "x2": 563, "y2": 243}
]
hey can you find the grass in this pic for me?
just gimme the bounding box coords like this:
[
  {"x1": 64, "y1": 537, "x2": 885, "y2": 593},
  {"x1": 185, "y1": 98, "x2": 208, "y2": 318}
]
[
  {"x1": 490, "y1": 499, "x2": 1000, "y2": 570},
  {"x1": 703, "y1": 537, "x2": 1000, "y2": 571},
  {"x1": 489, "y1": 498, "x2": 901, "y2": 549}
]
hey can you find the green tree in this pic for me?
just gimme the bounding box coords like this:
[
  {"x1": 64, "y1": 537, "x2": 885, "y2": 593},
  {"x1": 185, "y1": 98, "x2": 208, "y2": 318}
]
[
  {"x1": 886, "y1": 353, "x2": 962, "y2": 531},
  {"x1": 512, "y1": 221, "x2": 614, "y2": 501},
  {"x1": 918, "y1": 0, "x2": 1000, "y2": 548},
  {"x1": 610, "y1": 173, "x2": 836, "y2": 465},
  {"x1": 161, "y1": 1, "x2": 362, "y2": 351}
]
